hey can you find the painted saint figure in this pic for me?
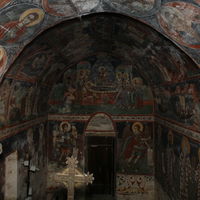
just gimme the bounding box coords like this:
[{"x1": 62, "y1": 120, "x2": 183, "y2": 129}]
[
  {"x1": 166, "y1": 130, "x2": 176, "y2": 192},
  {"x1": 121, "y1": 122, "x2": 151, "y2": 171},
  {"x1": 179, "y1": 136, "x2": 192, "y2": 200},
  {"x1": 58, "y1": 121, "x2": 78, "y2": 162},
  {"x1": 0, "y1": 8, "x2": 44, "y2": 43}
]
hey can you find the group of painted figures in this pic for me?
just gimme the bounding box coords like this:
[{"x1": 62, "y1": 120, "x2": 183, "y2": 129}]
[
  {"x1": 155, "y1": 125, "x2": 200, "y2": 200},
  {"x1": 155, "y1": 80, "x2": 200, "y2": 130},
  {"x1": 49, "y1": 59, "x2": 153, "y2": 113}
]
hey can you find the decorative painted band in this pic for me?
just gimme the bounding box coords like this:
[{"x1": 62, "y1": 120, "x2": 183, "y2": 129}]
[
  {"x1": 0, "y1": 116, "x2": 47, "y2": 141},
  {"x1": 155, "y1": 116, "x2": 200, "y2": 142},
  {"x1": 1, "y1": 114, "x2": 200, "y2": 142},
  {"x1": 48, "y1": 114, "x2": 155, "y2": 122}
]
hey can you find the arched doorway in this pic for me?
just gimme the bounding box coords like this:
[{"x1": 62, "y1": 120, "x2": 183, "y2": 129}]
[{"x1": 85, "y1": 113, "x2": 116, "y2": 198}]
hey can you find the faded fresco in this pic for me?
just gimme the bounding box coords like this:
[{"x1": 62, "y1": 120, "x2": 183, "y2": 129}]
[
  {"x1": 6, "y1": 14, "x2": 199, "y2": 87},
  {"x1": 48, "y1": 121, "x2": 85, "y2": 167},
  {"x1": 116, "y1": 174, "x2": 154, "y2": 200},
  {"x1": 0, "y1": 46, "x2": 7, "y2": 74},
  {"x1": 105, "y1": 0, "x2": 161, "y2": 16},
  {"x1": 0, "y1": 0, "x2": 199, "y2": 79},
  {"x1": 0, "y1": 5, "x2": 44, "y2": 45},
  {"x1": 0, "y1": 78, "x2": 50, "y2": 128},
  {"x1": 48, "y1": 54, "x2": 154, "y2": 115},
  {"x1": 42, "y1": 0, "x2": 75, "y2": 17},
  {"x1": 85, "y1": 113, "x2": 115, "y2": 136},
  {"x1": 158, "y1": 2, "x2": 200, "y2": 49},
  {"x1": 0, "y1": 0, "x2": 11, "y2": 9},
  {"x1": 154, "y1": 78, "x2": 200, "y2": 131},
  {"x1": 116, "y1": 121, "x2": 153, "y2": 174},
  {"x1": 116, "y1": 121, "x2": 154, "y2": 199},
  {"x1": 155, "y1": 123, "x2": 200, "y2": 200},
  {"x1": 0, "y1": 123, "x2": 47, "y2": 199}
]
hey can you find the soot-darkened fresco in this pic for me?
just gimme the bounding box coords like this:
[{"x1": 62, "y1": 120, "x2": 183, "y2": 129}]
[
  {"x1": 116, "y1": 121, "x2": 154, "y2": 199},
  {"x1": 116, "y1": 121, "x2": 153, "y2": 174},
  {"x1": 0, "y1": 77, "x2": 50, "y2": 128},
  {"x1": 48, "y1": 120, "x2": 85, "y2": 167},
  {"x1": 0, "y1": 14, "x2": 196, "y2": 127},
  {"x1": 6, "y1": 14, "x2": 199, "y2": 87},
  {"x1": 0, "y1": 0, "x2": 200, "y2": 81},
  {"x1": 48, "y1": 54, "x2": 153, "y2": 115},
  {"x1": 155, "y1": 123, "x2": 200, "y2": 200},
  {"x1": 154, "y1": 78, "x2": 200, "y2": 131}
]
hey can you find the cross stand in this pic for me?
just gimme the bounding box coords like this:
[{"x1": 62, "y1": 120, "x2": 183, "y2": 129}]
[{"x1": 55, "y1": 156, "x2": 94, "y2": 200}]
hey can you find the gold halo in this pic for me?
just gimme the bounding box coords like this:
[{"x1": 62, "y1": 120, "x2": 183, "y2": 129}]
[
  {"x1": 167, "y1": 130, "x2": 174, "y2": 144},
  {"x1": 132, "y1": 122, "x2": 144, "y2": 132},
  {"x1": 19, "y1": 8, "x2": 45, "y2": 27},
  {"x1": 60, "y1": 121, "x2": 71, "y2": 132},
  {"x1": 181, "y1": 136, "x2": 190, "y2": 155}
]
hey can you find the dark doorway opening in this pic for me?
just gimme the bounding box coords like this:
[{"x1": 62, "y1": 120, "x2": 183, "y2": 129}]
[{"x1": 86, "y1": 136, "x2": 115, "y2": 197}]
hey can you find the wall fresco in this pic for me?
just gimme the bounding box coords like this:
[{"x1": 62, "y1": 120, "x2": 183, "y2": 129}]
[
  {"x1": 154, "y1": 123, "x2": 200, "y2": 200},
  {"x1": 4, "y1": 14, "x2": 200, "y2": 87},
  {"x1": 116, "y1": 174, "x2": 154, "y2": 200},
  {"x1": 48, "y1": 120, "x2": 85, "y2": 167},
  {"x1": 0, "y1": 46, "x2": 7, "y2": 74},
  {"x1": 0, "y1": 0, "x2": 199, "y2": 79},
  {"x1": 116, "y1": 121, "x2": 153, "y2": 174},
  {"x1": 42, "y1": 0, "x2": 75, "y2": 17},
  {"x1": 0, "y1": 78, "x2": 50, "y2": 128},
  {"x1": 154, "y1": 78, "x2": 200, "y2": 131},
  {"x1": 0, "y1": 0, "x2": 11, "y2": 9},
  {"x1": 157, "y1": 2, "x2": 200, "y2": 49},
  {"x1": 0, "y1": 122, "x2": 47, "y2": 199},
  {"x1": 48, "y1": 55, "x2": 154, "y2": 115},
  {"x1": 71, "y1": 0, "x2": 100, "y2": 13},
  {"x1": 105, "y1": 0, "x2": 161, "y2": 17},
  {"x1": 0, "y1": 5, "x2": 44, "y2": 45}
]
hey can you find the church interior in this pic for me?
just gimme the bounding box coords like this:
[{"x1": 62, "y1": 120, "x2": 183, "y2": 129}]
[{"x1": 0, "y1": 1, "x2": 200, "y2": 200}]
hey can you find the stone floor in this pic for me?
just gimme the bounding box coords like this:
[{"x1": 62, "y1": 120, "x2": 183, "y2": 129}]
[{"x1": 76, "y1": 194, "x2": 115, "y2": 200}]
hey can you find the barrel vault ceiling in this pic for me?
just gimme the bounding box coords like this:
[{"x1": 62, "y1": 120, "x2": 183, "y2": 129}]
[{"x1": 0, "y1": 0, "x2": 199, "y2": 83}]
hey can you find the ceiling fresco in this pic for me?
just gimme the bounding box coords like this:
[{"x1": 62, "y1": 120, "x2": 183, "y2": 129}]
[
  {"x1": 6, "y1": 14, "x2": 198, "y2": 86},
  {"x1": 0, "y1": 13, "x2": 198, "y2": 128},
  {"x1": 0, "y1": 0, "x2": 199, "y2": 81}
]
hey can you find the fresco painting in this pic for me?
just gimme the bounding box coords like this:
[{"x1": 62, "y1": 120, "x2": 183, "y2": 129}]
[
  {"x1": 0, "y1": 77, "x2": 51, "y2": 128},
  {"x1": 116, "y1": 121, "x2": 153, "y2": 174},
  {"x1": 0, "y1": 79, "x2": 12, "y2": 127},
  {"x1": 105, "y1": 0, "x2": 160, "y2": 16},
  {"x1": 3, "y1": 14, "x2": 199, "y2": 92},
  {"x1": 0, "y1": 46, "x2": 7, "y2": 74},
  {"x1": 49, "y1": 55, "x2": 154, "y2": 115},
  {"x1": 0, "y1": 6, "x2": 44, "y2": 45},
  {"x1": 0, "y1": 0, "x2": 11, "y2": 9},
  {"x1": 42, "y1": 0, "x2": 75, "y2": 17},
  {"x1": 158, "y1": 2, "x2": 200, "y2": 48},
  {"x1": 116, "y1": 174, "x2": 154, "y2": 200},
  {"x1": 195, "y1": 0, "x2": 200, "y2": 5},
  {"x1": 71, "y1": 0, "x2": 100, "y2": 13},
  {"x1": 85, "y1": 113, "x2": 115, "y2": 136},
  {"x1": 155, "y1": 123, "x2": 200, "y2": 200},
  {"x1": 15, "y1": 48, "x2": 56, "y2": 82},
  {"x1": 48, "y1": 121, "x2": 85, "y2": 167},
  {"x1": 154, "y1": 78, "x2": 200, "y2": 131}
]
